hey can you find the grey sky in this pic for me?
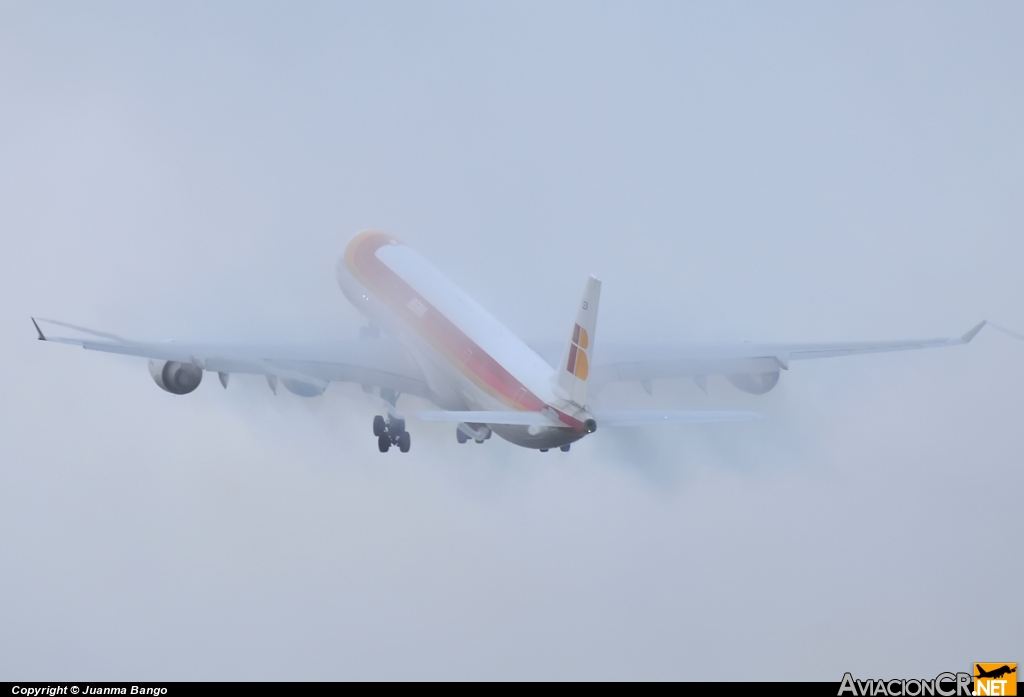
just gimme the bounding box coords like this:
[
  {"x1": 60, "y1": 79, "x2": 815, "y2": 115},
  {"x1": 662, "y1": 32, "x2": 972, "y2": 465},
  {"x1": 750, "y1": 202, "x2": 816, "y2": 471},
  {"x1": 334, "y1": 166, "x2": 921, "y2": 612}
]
[{"x1": 1, "y1": 1, "x2": 1021, "y2": 680}]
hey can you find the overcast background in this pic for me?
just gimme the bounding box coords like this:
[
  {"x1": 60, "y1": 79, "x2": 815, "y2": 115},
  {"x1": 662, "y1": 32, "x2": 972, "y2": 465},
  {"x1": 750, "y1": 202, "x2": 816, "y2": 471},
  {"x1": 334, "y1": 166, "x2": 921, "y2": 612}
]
[{"x1": 1, "y1": 1, "x2": 1022, "y2": 680}]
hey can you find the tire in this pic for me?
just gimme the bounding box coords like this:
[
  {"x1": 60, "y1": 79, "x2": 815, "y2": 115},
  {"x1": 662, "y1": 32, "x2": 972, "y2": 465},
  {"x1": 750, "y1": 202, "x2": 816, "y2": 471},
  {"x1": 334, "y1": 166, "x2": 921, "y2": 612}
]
[
  {"x1": 456, "y1": 428, "x2": 469, "y2": 444},
  {"x1": 388, "y1": 416, "x2": 406, "y2": 435},
  {"x1": 560, "y1": 444, "x2": 570, "y2": 452},
  {"x1": 378, "y1": 434, "x2": 391, "y2": 452},
  {"x1": 397, "y1": 431, "x2": 411, "y2": 453},
  {"x1": 373, "y1": 415, "x2": 386, "y2": 437}
]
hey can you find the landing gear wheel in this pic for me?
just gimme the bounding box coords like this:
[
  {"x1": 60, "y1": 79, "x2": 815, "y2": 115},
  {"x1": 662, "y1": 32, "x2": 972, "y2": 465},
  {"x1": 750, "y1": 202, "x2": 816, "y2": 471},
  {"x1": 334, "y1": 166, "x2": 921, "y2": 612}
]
[
  {"x1": 378, "y1": 434, "x2": 391, "y2": 452},
  {"x1": 388, "y1": 416, "x2": 406, "y2": 435},
  {"x1": 397, "y1": 431, "x2": 411, "y2": 453},
  {"x1": 373, "y1": 415, "x2": 386, "y2": 437},
  {"x1": 456, "y1": 428, "x2": 469, "y2": 444},
  {"x1": 540, "y1": 448, "x2": 549, "y2": 453},
  {"x1": 560, "y1": 444, "x2": 571, "y2": 452}
]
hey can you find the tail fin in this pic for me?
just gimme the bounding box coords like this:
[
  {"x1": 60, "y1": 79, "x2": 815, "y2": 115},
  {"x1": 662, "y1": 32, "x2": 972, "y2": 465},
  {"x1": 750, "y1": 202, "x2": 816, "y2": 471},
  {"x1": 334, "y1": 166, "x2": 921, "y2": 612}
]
[{"x1": 553, "y1": 275, "x2": 601, "y2": 408}]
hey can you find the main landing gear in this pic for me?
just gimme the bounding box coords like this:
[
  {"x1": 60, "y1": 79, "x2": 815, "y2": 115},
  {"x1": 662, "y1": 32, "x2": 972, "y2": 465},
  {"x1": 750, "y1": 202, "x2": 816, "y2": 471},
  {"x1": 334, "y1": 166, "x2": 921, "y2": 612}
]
[
  {"x1": 455, "y1": 423, "x2": 492, "y2": 444},
  {"x1": 539, "y1": 444, "x2": 572, "y2": 453},
  {"x1": 374, "y1": 414, "x2": 411, "y2": 453}
]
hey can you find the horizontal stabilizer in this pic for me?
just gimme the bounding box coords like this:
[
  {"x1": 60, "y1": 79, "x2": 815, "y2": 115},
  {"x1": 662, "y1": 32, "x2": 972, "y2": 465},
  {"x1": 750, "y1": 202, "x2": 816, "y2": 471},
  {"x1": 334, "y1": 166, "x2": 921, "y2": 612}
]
[
  {"x1": 419, "y1": 409, "x2": 763, "y2": 427},
  {"x1": 592, "y1": 410, "x2": 764, "y2": 426},
  {"x1": 418, "y1": 410, "x2": 557, "y2": 427}
]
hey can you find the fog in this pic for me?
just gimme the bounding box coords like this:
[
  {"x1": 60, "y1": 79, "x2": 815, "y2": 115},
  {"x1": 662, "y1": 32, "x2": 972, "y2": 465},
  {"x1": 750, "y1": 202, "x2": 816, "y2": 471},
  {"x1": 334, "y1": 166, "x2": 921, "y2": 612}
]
[{"x1": 1, "y1": 1, "x2": 1022, "y2": 680}]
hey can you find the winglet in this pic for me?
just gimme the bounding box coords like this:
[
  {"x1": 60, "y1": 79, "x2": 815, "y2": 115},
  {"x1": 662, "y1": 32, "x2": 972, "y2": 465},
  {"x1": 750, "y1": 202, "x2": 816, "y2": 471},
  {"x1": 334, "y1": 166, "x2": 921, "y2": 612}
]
[
  {"x1": 961, "y1": 320, "x2": 987, "y2": 343},
  {"x1": 31, "y1": 317, "x2": 46, "y2": 341}
]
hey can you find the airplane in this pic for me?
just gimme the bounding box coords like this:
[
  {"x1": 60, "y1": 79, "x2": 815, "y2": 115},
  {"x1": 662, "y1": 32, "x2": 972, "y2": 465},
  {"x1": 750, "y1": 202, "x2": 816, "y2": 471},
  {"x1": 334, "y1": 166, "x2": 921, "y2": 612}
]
[
  {"x1": 975, "y1": 665, "x2": 1016, "y2": 680},
  {"x1": 31, "y1": 230, "x2": 988, "y2": 454}
]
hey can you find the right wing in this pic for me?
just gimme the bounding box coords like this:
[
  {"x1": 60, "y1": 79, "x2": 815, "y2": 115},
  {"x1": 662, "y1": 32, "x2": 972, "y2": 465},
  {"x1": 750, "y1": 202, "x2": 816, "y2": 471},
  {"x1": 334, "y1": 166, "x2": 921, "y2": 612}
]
[
  {"x1": 539, "y1": 321, "x2": 988, "y2": 393},
  {"x1": 32, "y1": 318, "x2": 430, "y2": 398}
]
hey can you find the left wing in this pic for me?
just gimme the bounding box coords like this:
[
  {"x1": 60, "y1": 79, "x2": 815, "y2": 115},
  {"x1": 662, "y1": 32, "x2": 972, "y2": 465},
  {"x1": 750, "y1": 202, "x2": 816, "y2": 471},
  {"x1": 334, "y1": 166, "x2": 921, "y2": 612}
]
[{"x1": 32, "y1": 318, "x2": 430, "y2": 398}]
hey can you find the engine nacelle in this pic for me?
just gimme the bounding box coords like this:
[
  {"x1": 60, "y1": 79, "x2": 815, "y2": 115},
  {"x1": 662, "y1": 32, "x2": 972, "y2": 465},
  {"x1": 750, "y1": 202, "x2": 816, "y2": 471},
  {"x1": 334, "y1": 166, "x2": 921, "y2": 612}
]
[
  {"x1": 148, "y1": 359, "x2": 203, "y2": 395},
  {"x1": 282, "y1": 378, "x2": 326, "y2": 397},
  {"x1": 727, "y1": 370, "x2": 780, "y2": 395}
]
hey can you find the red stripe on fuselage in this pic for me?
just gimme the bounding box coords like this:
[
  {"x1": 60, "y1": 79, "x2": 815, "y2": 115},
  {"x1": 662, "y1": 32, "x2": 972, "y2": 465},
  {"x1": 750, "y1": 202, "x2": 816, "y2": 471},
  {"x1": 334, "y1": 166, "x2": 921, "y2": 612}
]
[{"x1": 344, "y1": 232, "x2": 557, "y2": 416}]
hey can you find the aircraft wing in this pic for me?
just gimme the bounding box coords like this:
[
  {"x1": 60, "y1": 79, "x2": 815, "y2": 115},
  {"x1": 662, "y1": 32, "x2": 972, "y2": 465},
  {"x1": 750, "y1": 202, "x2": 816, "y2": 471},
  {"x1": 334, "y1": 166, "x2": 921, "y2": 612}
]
[
  {"x1": 580, "y1": 321, "x2": 987, "y2": 392},
  {"x1": 31, "y1": 318, "x2": 430, "y2": 398}
]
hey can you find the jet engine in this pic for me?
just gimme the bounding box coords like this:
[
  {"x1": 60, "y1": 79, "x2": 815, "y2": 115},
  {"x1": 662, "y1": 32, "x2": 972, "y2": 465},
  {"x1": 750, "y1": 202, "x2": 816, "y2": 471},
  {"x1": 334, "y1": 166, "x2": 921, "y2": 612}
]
[
  {"x1": 148, "y1": 359, "x2": 203, "y2": 395},
  {"x1": 282, "y1": 378, "x2": 326, "y2": 397},
  {"x1": 727, "y1": 370, "x2": 780, "y2": 395}
]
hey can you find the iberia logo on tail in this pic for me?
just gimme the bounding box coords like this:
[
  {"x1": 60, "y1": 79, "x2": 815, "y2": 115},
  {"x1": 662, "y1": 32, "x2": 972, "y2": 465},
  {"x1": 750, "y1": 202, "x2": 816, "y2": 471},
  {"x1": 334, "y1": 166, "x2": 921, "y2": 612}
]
[
  {"x1": 554, "y1": 276, "x2": 601, "y2": 408},
  {"x1": 567, "y1": 323, "x2": 589, "y2": 380}
]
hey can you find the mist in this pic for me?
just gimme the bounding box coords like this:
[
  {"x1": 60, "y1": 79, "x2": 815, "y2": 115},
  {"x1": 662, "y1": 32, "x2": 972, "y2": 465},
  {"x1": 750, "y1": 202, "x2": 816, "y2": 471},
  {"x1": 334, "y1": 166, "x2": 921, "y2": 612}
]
[{"x1": 1, "y1": 1, "x2": 1022, "y2": 680}]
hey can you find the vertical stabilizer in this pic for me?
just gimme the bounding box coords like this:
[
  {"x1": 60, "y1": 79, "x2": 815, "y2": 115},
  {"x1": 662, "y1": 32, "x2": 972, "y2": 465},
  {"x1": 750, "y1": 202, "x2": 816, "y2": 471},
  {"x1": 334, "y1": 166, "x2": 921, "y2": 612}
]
[{"x1": 553, "y1": 276, "x2": 601, "y2": 408}]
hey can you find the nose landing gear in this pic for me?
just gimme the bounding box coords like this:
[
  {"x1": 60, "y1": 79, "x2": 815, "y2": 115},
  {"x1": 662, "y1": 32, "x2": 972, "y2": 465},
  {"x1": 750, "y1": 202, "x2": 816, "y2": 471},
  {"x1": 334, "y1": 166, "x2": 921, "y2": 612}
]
[{"x1": 374, "y1": 414, "x2": 411, "y2": 453}]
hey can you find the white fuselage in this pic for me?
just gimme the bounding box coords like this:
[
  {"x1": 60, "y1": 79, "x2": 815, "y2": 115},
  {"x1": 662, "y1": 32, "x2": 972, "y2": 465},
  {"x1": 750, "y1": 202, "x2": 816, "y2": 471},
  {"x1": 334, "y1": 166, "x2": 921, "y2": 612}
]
[{"x1": 335, "y1": 231, "x2": 587, "y2": 449}]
